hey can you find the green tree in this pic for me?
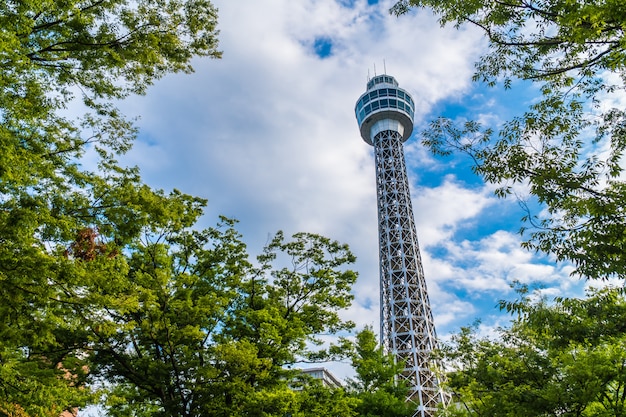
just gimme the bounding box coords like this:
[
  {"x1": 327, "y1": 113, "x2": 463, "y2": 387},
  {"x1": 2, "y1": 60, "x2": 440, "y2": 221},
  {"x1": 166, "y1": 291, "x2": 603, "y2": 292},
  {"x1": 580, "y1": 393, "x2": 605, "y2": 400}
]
[
  {"x1": 347, "y1": 328, "x2": 414, "y2": 417},
  {"x1": 85, "y1": 222, "x2": 358, "y2": 416},
  {"x1": 294, "y1": 382, "x2": 358, "y2": 417},
  {"x1": 440, "y1": 286, "x2": 626, "y2": 417},
  {"x1": 0, "y1": 0, "x2": 220, "y2": 414},
  {"x1": 392, "y1": 0, "x2": 626, "y2": 279}
]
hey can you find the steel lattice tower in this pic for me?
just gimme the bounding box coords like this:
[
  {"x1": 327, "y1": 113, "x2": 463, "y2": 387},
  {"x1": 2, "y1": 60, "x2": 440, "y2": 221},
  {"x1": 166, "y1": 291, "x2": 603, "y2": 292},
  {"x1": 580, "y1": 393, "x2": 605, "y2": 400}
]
[{"x1": 355, "y1": 74, "x2": 448, "y2": 417}]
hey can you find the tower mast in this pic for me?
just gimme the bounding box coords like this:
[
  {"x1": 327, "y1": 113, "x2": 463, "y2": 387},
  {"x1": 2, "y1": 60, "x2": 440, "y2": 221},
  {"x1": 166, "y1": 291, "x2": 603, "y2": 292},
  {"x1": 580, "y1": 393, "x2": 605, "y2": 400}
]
[{"x1": 355, "y1": 74, "x2": 448, "y2": 417}]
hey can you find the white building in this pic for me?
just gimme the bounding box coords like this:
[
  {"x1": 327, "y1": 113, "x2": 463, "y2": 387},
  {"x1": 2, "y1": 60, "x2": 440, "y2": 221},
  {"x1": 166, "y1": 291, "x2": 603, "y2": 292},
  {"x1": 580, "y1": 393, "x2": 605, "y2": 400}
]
[{"x1": 292, "y1": 367, "x2": 343, "y2": 390}]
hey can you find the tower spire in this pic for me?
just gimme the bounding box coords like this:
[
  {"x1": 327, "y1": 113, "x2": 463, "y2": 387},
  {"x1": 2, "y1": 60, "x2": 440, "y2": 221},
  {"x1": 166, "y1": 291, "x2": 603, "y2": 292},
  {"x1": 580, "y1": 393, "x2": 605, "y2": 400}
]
[{"x1": 355, "y1": 74, "x2": 449, "y2": 417}]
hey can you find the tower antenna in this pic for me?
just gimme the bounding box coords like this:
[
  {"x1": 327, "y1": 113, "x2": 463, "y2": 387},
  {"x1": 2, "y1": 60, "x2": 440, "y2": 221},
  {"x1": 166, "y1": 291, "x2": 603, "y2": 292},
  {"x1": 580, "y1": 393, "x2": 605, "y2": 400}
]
[
  {"x1": 354, "y1": 74, "x2": 450, "y2": 417},
  {"x1": 383, "y1": 59, "x2": 387, "y2": 74}
]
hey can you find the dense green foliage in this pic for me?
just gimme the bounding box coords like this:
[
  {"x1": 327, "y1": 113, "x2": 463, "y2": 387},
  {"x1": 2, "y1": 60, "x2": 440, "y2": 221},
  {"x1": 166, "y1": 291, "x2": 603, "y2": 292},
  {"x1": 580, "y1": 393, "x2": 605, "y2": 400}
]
[
  {"x1": 393, "y1": 0, "x2": 626, "y2": 279},
  {"x1": 347, "y1": 328, "x2": 414, "y2": 417},
  {"x1": 0, "y1": 0, "x2": 221, "y2": 414},
  {"x1": 0, "y1": 1, "x2": 417, "y2": 415},
  {"x1": 94, "y1": 225, "x2": 358, "y2": 416},
  {"x1": 440, "y1": 286, "x2": 626, "y2": 417}
]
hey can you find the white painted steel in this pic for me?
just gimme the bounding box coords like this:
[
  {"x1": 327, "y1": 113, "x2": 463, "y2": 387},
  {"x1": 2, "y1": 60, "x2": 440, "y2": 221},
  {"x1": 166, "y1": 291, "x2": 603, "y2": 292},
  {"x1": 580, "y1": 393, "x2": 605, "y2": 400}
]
[{"x1": 356, "y1": 75, "x2": 450, "y2": 417}]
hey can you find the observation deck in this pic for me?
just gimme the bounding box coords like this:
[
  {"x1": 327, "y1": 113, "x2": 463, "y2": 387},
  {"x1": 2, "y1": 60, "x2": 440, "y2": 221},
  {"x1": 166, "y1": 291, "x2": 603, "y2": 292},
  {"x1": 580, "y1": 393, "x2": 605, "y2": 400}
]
[{"x1": 355, "y1": 74, "x2": 415, "y2": 145}]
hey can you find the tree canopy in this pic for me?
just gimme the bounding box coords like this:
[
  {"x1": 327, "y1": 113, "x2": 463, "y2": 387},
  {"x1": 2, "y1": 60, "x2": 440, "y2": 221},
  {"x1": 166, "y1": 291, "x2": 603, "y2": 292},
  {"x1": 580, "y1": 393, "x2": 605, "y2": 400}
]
[
  {"x1": 392, "y1": 0, "x2": 626, "y2": 279},
  {"x1": 91, "y1": 223, "x2": 359, "y2": 416},
  {"x1": 440, "y1": 286, "x2": 626, "y2": 417},
  {"x1": 0, "y1": 1, "x2": 419, "y2": 415},
  {"x1": 0, "y1": 0, "x2": 218, "y2": 414},
  {"x1": 392, "y1": 0, "x2": 626, "y2": 86},
  {"x1": 347, "y1": 328, "x2": 415, "y2": 417}
]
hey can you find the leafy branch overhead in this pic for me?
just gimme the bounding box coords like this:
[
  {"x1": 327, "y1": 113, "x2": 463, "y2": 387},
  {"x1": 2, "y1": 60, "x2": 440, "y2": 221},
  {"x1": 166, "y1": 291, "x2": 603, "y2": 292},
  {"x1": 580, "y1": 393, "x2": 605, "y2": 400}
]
[
  {"x1": 393, "y1": 0, "x2": 626, "y2": 279},
  {"x1": 1, "y1": 0, "x2": 222, "y2": 206},
  {"x1": 392, "y1": 0, "x2": 626, "y2": 86},
  {"x1": 3, "y1": 0, "x2": 221, "y2": 99}
]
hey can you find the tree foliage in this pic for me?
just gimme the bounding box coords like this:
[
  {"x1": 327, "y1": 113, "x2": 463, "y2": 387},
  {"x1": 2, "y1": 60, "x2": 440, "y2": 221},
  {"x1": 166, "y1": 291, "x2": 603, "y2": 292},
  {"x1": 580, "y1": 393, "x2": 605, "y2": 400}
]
[
  {"x1": 0, "y1": 0, "x2": 220, "y2": 414},
  {"x1": 92, "y1": 223, "x2": 358, "y2": 416},
  {"x1": 392, "y1": 0, "x2": 626, "y2": 279},
  {"x1": 0, "y1": 1, "x2": 416, "y2": 415},
  {"x1": 347, "y1": 328, "x2": 415, "y2": 417},
  {"x1": 440, "y1": 286, "x2": 626, "y2": 417},
  {"x1": 392, "y1": 0, "x2": 626, "y2": 85}
]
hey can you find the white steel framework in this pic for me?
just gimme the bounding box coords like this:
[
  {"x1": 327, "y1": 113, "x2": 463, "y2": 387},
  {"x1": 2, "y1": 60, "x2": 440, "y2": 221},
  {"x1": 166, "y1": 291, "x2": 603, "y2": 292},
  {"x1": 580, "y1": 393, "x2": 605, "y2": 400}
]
[{"x1": 355, "y1": 74, "x2": 448, "y2": 417}]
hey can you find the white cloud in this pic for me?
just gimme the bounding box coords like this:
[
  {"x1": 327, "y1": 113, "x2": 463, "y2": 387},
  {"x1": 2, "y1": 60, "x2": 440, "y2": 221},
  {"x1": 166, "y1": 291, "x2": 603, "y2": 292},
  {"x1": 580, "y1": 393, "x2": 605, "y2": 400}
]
[
  {"x1": 114, "y1": 0, "x2": 485, "y2": 329},
  {"x1": 412, "y1": 175, "x2": 496, "y2": 244},
  {"x1": 106, "y1": 0, "x2": 585, "y2": 378}
]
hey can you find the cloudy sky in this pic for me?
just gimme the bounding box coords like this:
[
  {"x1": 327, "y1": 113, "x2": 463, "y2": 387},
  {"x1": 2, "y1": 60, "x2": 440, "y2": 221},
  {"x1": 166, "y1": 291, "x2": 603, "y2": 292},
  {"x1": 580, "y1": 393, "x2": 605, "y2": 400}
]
[{"x1": 115, "y1": 0, "x2": 586, "y2": 378}]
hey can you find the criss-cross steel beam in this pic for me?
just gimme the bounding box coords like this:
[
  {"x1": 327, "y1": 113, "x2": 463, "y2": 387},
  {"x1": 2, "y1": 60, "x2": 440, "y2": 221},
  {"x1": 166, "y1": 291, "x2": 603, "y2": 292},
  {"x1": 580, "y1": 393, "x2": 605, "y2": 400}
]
[{"x1": 355, "y1": 74, "x2": 449, "y2": 417}]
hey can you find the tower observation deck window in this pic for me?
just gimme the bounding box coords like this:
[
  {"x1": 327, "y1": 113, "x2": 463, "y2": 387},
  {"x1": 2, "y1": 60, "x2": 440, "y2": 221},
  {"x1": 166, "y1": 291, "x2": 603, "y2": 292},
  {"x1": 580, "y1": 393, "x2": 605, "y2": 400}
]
[{"x1": 354, "y1": 86, "x2": 415, "y2": 125}]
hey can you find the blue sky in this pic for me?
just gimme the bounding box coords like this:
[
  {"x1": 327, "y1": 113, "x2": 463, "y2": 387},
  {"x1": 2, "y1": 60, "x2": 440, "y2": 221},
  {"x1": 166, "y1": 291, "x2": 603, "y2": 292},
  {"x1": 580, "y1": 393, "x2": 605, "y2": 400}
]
[{"x1": 114, "y1": 0, "x2": 589, "y2": 379}]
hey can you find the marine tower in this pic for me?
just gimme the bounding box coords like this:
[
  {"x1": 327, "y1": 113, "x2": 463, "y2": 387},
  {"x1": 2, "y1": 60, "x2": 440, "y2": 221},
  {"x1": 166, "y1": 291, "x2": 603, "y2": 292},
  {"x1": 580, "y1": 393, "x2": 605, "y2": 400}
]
[{"x1": 355, "y1": 74, "x2": 447, "y2": 417}]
